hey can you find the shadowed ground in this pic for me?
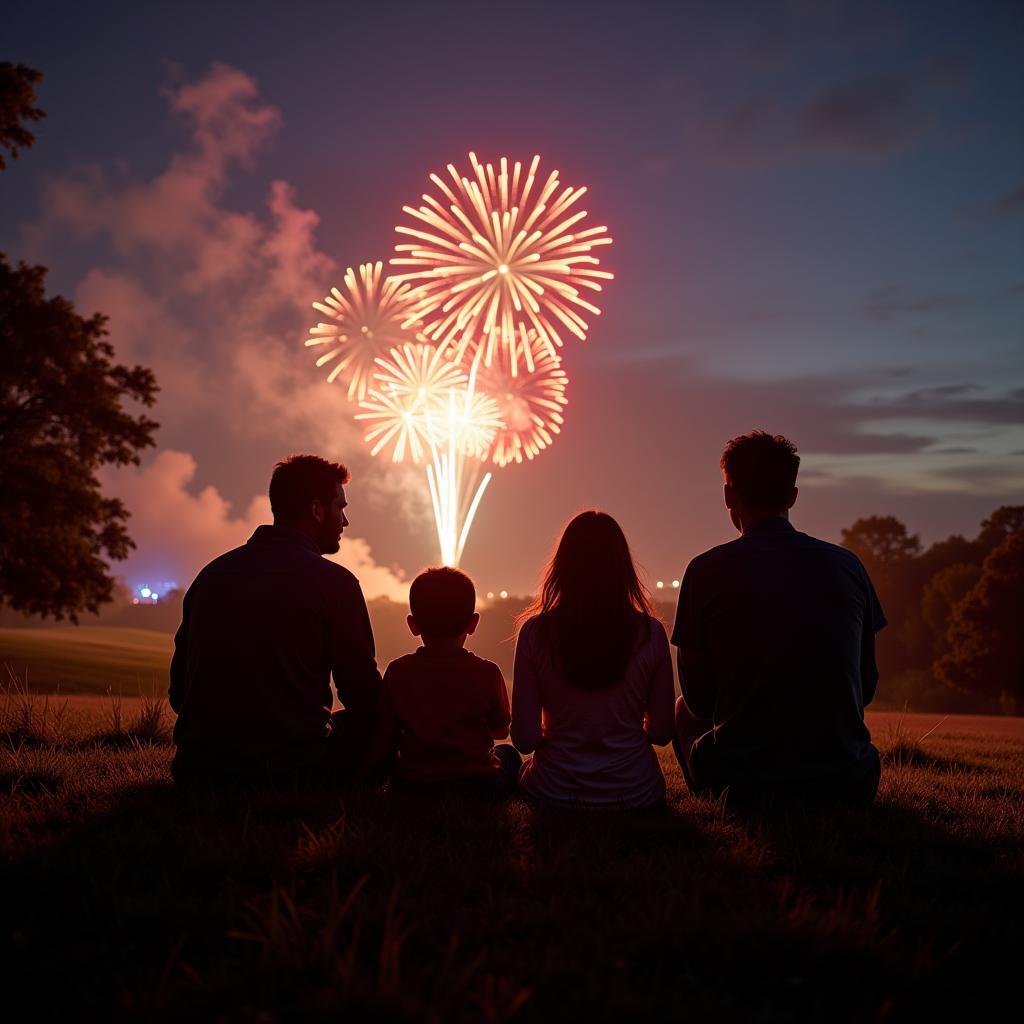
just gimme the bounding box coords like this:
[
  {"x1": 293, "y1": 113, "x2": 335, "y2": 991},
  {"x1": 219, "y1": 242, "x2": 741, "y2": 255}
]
[{"x1": 1, "y1": 691, "x2": 1021, "y2": 1022}]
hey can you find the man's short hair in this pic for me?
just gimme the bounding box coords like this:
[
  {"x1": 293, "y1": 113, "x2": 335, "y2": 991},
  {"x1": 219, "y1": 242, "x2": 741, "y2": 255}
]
[
  {"x1": 409, "y1": 567, "x2": 476, "y2": 639},
  {"x1": 269, "y1": 455, "x2": 350, "y2": 523},
  {"x1": 720, "y1": 431, "x2": 800, "y2": 511}
]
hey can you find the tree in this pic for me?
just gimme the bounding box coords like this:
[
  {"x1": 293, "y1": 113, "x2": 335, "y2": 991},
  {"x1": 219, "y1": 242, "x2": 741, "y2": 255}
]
[
  {"x1": 0, "y1": 256, "x2": 158, "y2": 620},
  {"x1": 840, "y1": 515, "x2": 921, "y2": 576},
  {"x1": 976, "y1": 506, "x2": 1024, "y2": 553},
  {"x1": 935, "y1": 531, "x2": 1024, "y2": 711},
  {"x1": 0, "y1": 62, "x2": 45, "y2": 170},
  {"x1": 921, "y1": 562, "x2": 982, "y2": 656}
]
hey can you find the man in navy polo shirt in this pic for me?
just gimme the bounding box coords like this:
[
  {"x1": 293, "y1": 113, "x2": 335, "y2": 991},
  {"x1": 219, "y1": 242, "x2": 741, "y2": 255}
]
[
  {"x1": 169, "y1": 454, "x2": 381, "y2": 785},
  {"x1": 672, "y1": 431, "x2": 885, "y2": 806}
]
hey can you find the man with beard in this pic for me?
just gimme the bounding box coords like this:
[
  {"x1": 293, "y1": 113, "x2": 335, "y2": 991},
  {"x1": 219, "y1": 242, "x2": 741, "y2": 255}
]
[{"x1": 169, "y1": 454, "x2": 381, "y2": 785}]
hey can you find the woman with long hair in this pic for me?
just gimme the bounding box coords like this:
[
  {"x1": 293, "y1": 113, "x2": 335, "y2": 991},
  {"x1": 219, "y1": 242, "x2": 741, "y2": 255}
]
[{"x1": 511, "y1": 511, "x2": 675, "y2": 807}]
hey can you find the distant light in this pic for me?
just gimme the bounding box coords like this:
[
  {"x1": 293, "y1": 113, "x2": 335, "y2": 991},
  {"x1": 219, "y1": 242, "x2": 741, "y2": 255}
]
[
  {"x1": 672, "y1": 580, "x2": 680, "y2": 588},
  {"x1": 150, "y1": 593, "x2": 159, "y2": 601},
  {"x1": 656, "y1": 581, "x2": 664, "y2": 589},
  {"x1": 132, "y1": 598, "x2": 139, "y2": 605},
  {"x1": 487, "y1": 592, "x2": 494, "y2": 600},
  {"x1": 500, "y1": 590, "x2": 509, "y2": 599},
  {"x1": 140, "y1": 588, "x2": 151, "y2": 598}
]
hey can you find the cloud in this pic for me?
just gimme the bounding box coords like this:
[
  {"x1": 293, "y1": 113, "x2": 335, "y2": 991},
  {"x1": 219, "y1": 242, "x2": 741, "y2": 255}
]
[
  {"x1": 20, "y1": 62, "x2": 437, "y2": 586},
  {"x1": 862, "y1": 285, "x2": 961, "y2": 322},
  {"x1": 708, "y1": 55, "x2": 961, "y2": 166},
  {"x1": 100, "y1": 450, "x2": 409, "y2": 602},
  {"x1": 863, "y1": 385, "x2": 1024, "y2": 425},
  {"x1": 798, "y1": 76, "x2": 929, "y2": 155},
  {"x1": 993, "y1": 183, "x2": 1024, "y2": 214},
  {"x1": 22, "y1": 63, "x2": 362, "y2": 457}
]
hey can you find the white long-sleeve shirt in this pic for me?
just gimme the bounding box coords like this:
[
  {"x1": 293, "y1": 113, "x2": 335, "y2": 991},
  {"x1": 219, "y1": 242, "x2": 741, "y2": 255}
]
[{"x1": 511, "y1": 614, "x2": 676, "y2": 808}]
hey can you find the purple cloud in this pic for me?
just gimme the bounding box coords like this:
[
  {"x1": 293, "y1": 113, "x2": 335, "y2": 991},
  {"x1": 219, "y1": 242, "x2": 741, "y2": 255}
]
[{"x1": 798, "y1": 76, "x2": 929, "y2": 155}]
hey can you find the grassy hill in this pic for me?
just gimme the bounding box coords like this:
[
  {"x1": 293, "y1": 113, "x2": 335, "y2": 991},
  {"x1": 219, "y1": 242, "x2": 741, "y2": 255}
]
[
  {"x1": 0, "y1": 701, "x2": 1021, "y2": 1020},
  {"x1": 0, "y1": 627, "x2": 173, "y2": 695}
]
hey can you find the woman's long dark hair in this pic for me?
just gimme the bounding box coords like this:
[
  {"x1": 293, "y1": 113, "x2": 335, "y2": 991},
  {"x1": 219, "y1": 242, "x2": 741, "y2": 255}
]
[{"x1": 518, "y1": 511, "x2": 655, "y2": 691}]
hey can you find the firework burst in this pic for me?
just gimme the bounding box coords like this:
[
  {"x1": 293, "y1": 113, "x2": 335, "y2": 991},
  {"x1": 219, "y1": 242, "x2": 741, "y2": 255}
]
[
  {"x1": 477, "y1": 336, "x2": 568, "y2": 466},
  {"x1": 306, "y1": 262, "x2": 420, "y2": 401},
  {"x1": 354, "y1": 342, "x2": 465, "y2": 463},
  {"x1": 389, "y1": 153, "x2": 613, "y2": 371}
]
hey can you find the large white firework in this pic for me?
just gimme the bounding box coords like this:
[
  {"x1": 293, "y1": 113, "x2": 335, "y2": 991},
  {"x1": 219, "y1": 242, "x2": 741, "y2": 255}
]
[
  {"x1": 354, "y1": 342, "x2": 465, "y2": 463},
  {"x1": 389, "y1": 153, "x2": 613, "y2": 371}
]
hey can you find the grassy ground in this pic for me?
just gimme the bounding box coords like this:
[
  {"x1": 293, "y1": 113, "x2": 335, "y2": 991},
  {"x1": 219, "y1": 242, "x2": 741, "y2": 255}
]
[
  {"x1": 0, "y1": 627, "x2": 172, "y2": 695},
  {"x1": 1, "y1": 690, "x2": 1021, "y2": 1023}
]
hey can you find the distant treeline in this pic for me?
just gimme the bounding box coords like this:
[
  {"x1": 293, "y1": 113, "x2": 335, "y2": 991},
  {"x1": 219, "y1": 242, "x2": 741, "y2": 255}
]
[{"x1": 839, "y1": 506, "x2": 1023, "y2": 714}]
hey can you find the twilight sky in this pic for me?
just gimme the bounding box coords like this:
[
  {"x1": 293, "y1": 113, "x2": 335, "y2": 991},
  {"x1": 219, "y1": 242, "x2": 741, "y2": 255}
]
[{"x1": 4, "y1": 0, "x2": 1023, "y2": 600}]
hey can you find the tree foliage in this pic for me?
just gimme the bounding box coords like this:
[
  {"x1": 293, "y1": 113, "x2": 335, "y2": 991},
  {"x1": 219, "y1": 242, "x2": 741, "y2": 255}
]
[
  {"x1": 935, "y1": 531, "x2": 1024, "y2": 708},
  {"x1": 921, "y1": 562, "x2": 982, "y2": 656},
  {"x1": 0, "y1": 62, "x2": 45, "y2": 170},
  {"x1": 840, "y1": 506, "x2": 1024, "y2": 711},
  {"x1": 976, "y1": 505, "x2": 1024, "y2": 553},
  {"x1": 840, "y1": 515, "x2": 922, "y2": 575},
  {"x1": 0, "y1": 256, "x2": 158, "y2": 620}
]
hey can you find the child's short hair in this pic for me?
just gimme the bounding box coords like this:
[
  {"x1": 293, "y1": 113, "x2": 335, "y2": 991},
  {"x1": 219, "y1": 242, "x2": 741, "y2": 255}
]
[{"x1": 410, "y1": 567, "x2": 476, "y2": 639}]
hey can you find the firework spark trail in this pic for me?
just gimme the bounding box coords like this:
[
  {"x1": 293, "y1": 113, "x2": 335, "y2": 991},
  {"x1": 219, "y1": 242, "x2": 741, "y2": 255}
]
[
  {"x1": 354, "y1": 343, "x2": 498, "y2": 564},
  {"x1": 306, "y1": 262, "x2": 421, "y2": 401},
  {"x1": 389, "y1": 153, "x2": 613, "y2": 372}
]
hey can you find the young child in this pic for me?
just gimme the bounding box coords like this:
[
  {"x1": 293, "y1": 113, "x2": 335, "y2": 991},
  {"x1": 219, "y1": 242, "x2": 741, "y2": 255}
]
[{"x1": 365, "y1": 567, "x2": 521, "y2": 796}]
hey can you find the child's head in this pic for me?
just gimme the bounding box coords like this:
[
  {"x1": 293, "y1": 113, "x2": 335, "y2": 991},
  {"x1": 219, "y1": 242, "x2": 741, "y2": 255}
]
[{"x1": 408, "y1": 567, "x2": 479, "y2": 645}]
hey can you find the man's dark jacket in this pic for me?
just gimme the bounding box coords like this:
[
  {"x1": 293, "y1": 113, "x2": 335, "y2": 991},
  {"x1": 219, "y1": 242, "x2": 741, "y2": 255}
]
[
  {"x1": 170, "y1": 525, "x2": 381, "y2": 769},
  {"x1": 672, "y1": 517, "x2": 885, "y2": 789}
]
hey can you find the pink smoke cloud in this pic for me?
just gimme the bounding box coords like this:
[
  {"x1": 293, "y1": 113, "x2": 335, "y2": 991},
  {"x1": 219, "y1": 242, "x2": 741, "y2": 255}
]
[{"x1": 101, "y1": 450, "x2": 410, "y2": 602}]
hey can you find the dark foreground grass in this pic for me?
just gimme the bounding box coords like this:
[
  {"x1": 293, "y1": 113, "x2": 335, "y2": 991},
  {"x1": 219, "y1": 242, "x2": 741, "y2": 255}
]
[{"x1": 1, "y1": 695, "x2": 1022, "y2": 1023}]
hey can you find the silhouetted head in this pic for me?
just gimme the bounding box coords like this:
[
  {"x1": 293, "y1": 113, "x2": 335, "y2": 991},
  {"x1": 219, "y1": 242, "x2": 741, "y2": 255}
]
[
  {"x1": 522, "y1": 511, "x2": 654, "y2": 690},
  {"x1": 408, "y1": 566, "x2": 479, "y2": 646},
  {"x1": 269, "y1": 454, "x2": 350, "y2": 554},
  {"x1": 720, "y1": 431, "x2": 800, "y2": 533}
]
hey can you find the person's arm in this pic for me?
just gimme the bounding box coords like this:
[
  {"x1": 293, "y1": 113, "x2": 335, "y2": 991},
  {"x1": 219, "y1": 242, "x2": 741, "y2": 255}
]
[
  {"x1": 486, "y1": 664, "x2": 511, "y2": 740},
  {"x1": 362, "y1": 665, "x2": 401, "y2": 775},
  {"x1": 331, "y1": 575, "x2": 383, "y2": 718},
  {"x1": 672, "y1": 564, "x2": 716, "y2": 721},
  {"x1": 168, "y1": 585, "x2": 192, "y2": 714},
  {"x1": 510, "y1": 622, "x2": 543, "y2": 754},
  {"x1": 860, "y1": 572, "x2": 887, "y2": 708},
  {"x1": 643, "y1": 620, "x2": 677, "y2": 746}
]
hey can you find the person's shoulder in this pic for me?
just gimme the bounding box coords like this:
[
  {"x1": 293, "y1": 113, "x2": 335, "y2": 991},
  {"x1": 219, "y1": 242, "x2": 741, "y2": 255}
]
[
  {"x1": 383, "y1": 652, "x2": 419, "y2": 680},
  {"x1": 190, "y1": 543, "x2": 249, "y2": 582},
  {"x1": 795, "y1": 530, "x2": 866, "y2": 568},
  {"x1": 312, "y1": 557, "x2": 364, "y2": 598},
  {"x1": 464, "y1": 650, "x2": 503, "y2": 676},
  {"x1": 517, "y1": 614, "x2": 541, "y2": 640},
  {"x1": 685, "y1": 537, "x2": 743, "y2": 574},
  {"x1": 639, "y1": 613, "x2": 669, "y2": 649},
  {"x1": 644, "y1": 613, "x2": 669, "y2": 636}
]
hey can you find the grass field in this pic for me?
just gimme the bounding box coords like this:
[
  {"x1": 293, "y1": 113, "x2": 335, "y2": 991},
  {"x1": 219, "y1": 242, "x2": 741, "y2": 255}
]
[
  {"x1": 1, "y1": 688, "x2": 1021, "y2": 1022},
  {"x1": 0, "y1": 626, "x2": 172, "y2": 695}
]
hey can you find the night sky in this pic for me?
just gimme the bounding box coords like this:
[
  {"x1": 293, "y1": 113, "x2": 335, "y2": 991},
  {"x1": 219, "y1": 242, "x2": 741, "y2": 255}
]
[{"x1": 4, "y1": 0, "x2": 1022, "y2": 599}]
